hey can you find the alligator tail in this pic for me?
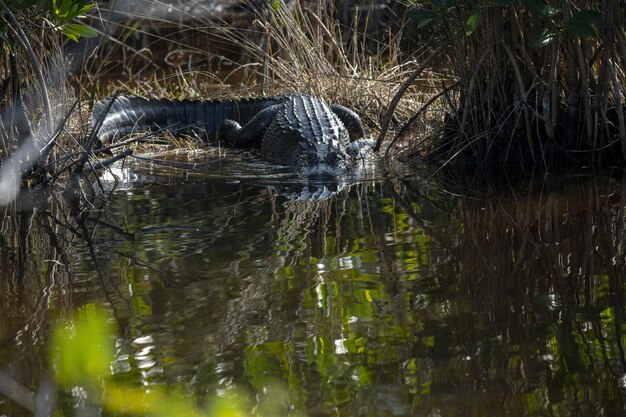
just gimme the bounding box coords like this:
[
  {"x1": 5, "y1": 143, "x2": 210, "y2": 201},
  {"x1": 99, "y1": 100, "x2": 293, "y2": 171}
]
[{"x1": 91, "y1": 96, "x2": 284, "y2": 143}]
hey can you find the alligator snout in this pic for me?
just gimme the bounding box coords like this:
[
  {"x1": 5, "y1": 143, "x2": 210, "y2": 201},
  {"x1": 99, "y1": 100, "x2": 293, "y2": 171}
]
[{"x1": 297, "y1": 143, "x2": 351, "y2": 176}]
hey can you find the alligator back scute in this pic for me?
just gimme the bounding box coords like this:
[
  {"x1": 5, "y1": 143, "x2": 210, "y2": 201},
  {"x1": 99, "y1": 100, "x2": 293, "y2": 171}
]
[
  {"x1": 92, "y1": 95, "x2": 288, "y2": 143},
  {"x1": 259, "y1": 95, "x2": 351, "y2": 166}
]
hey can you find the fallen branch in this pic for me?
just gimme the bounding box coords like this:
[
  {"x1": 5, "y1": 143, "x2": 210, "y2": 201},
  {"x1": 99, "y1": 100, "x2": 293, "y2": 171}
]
[
  {"x1": 374, "y1": 46, "x2": 442, "y2": 152},
  {"x1": 73, "y1": 93, "x2": 120, "y2": 175},
  {"x1": 384, "y1": 81, "x2": 459, "y2": 157},
  {"x1": 82, "y1": 149, "x2": 134, "y2": 175}
]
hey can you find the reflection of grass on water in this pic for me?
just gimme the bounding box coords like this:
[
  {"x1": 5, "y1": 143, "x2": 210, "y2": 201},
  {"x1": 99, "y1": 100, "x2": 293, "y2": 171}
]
[
  {"x1": 2, "y1": 171, "x2": 626, "y2": 415},
  {"x1": 396, "y1": 171, "x2": 626, "y2": 416}
]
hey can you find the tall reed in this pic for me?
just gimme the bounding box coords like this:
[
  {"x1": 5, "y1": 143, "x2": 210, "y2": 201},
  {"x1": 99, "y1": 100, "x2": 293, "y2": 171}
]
[
  {"x1": 88, "y1": 1, "x2": 434, "y2": 135},
  {"x1": 409, "y1": 0, "x2": 626, "y2": 169}
]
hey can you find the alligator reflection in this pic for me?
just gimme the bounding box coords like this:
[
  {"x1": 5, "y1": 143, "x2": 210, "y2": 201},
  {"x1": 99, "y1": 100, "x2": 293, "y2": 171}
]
[
  {"x1": 1, "y1": 170, "x2": 626, "y2": 416},
  {"x1": 95, "y1": 149, "x2": 381, "y2": 200}
]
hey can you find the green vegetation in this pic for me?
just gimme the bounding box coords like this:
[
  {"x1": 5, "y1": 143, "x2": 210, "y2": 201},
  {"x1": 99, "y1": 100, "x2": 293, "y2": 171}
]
[
  {"x1": 0, "y1": 0, "x2": 96, "y2": 48},
  {"x1": 3, "y1": 304, "x2": 252, "y2": 416},
  {"x1": 407, "y1": 0, "x2": 626, "y2": 169},
  {"x1": 0, "y1": 0, "x2": 97, "y2": 201}
]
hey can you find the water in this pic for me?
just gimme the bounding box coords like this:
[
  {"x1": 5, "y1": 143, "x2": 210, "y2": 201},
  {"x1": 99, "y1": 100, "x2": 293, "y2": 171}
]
[{"x1": 1, "y1": 161, "x2": 626, "y2": 416}]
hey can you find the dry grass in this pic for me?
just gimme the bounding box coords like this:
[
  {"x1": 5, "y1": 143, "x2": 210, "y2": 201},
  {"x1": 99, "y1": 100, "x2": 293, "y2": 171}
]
[{"x1": 79, "y1": 0, "x2": 443, "y2": 154}]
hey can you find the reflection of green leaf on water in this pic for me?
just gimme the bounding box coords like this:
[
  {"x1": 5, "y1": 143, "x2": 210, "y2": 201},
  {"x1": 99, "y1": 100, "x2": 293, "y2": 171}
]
[
  {"x1": 128, "y1": 269, "x2": 154, "y2": 317},
  {"x1": 325, "y1": 236, "x2": 336, "y2": 254},
  {"x1": 245, "y1": 341, "x2": 292, "y2": 382},
  {"x1": 381, "y1": 198, "x2": 395, "y2": 214},
  {"x1": 244, "y1": 342, "x2": 306, "y2": 412},
  {"x1": 50, "y1": 304, "x2": 114, "y2": 387},
  {"x1": 422, "y1": 335, "x2": 435, "y2": 347},
  {"x1": 309, "y1": 335, "x2": 349, "y2": 382},
  {"x1": 350, "y1": 364, "x2": 373, "y2": 387}
]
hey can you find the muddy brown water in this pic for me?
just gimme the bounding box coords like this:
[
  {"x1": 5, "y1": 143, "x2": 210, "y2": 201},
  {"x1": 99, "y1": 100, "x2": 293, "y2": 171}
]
[{"x1": 1, "y1": 154, "x2": 626, "y2": 416}]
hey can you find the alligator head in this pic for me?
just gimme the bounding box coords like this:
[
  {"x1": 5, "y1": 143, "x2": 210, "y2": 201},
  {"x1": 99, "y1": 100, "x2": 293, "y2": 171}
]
[
  {"x1": 259, "y1": 100, "x2": 359, "y2": 179},
  {"x1": 297, "y1": 141, "x2": 353, "y2": 178}
]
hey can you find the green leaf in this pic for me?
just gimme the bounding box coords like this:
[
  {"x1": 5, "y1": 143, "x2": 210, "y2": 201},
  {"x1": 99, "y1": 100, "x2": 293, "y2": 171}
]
[
  {"x1": 465, "y1": 8, "x2": 481, "y2": 36},
  {"x1": 522, "y1": 0, "x2": 559, "y2": 19},
  {"x1": 51, "y1": 0, "x2": 60, "y2": 16},
  {"x1": 529, "y1": 28, "x2": 556, "y2": 48},
  {"x1": 564, "y1": 10, "x2": 601, "y2": 39},
  {"x1": 78, "y1": 3, "x2": 94, "y2": 14},
  {"x1": 408, "y1": 9, "x2": 439, "y2": 29},
  {"x1": 67, "y1": 3, "x2": 81, "y2": 19},
  {"x1": 51, "y1": 0, "x2": 95, "y2": 21},
  {"x1": 271, "y1": 0, "x2": 280, "y2": 11},
  {"x1": 57, "y1": 0, "x2": 73, "y2": 18},
  {"x1": 51, "y1": 305, "x2": 114, "y2": 387},
  {"x1": 60, "y1": 23, "x2": 98, "y2": 41}
]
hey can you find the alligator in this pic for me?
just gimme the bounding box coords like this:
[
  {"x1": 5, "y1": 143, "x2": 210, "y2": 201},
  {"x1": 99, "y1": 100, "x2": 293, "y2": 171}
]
[{"x1": 92, "y1": 94, "x2": 373, "y2": 178}]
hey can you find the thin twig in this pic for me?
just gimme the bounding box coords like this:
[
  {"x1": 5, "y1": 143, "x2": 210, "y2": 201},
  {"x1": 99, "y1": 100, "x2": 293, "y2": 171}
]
[{"x1": 73, "y1": 93, "x2": 120, "y2": 175}]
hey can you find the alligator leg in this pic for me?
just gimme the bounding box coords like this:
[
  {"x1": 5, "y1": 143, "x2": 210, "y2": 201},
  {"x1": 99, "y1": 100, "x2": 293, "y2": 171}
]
[
  {"x1": 329, "y1": 104, "x2": 365, "y2": 141},
  {"x1": 218, "y1": 104, "x2": 281, "y2": 148},
  {"x1": 347, "y1": 138, "x2": 374, "y2": 158}
]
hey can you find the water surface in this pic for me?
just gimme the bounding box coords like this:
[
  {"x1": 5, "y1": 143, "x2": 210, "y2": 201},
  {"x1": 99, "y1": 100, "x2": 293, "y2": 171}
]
[{"x1": 1, "y1": 162, "x2": 626, "y2": 416}]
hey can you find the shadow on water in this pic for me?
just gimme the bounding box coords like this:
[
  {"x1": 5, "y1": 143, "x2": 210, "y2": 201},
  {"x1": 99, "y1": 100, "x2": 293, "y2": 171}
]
[{"x1": 2, "y1": 165, "x2": 626, "y2": 416}]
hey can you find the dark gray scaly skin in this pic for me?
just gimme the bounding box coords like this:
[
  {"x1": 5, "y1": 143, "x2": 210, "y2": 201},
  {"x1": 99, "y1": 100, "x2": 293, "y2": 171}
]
[{"x1": 92, "y1": 94, "x2": 371, "y2": 177}]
